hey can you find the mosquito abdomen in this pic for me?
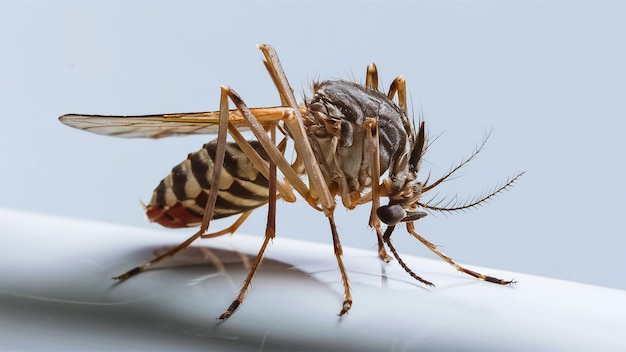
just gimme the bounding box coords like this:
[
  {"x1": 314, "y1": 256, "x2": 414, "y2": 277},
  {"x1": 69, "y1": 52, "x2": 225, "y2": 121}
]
[{"x1": 146, "y1": 140, "x2": 271, "y2": 228}]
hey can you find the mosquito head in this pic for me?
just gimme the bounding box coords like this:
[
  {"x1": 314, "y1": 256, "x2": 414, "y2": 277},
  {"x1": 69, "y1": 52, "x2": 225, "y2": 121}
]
[{"x1": 377, "y1": 204, "x2": 427, "y2": 226}]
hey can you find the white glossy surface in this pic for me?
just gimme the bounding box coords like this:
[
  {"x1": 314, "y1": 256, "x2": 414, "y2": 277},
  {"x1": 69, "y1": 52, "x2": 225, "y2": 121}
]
[{"x1": 1, "y1": 208, "x2": 625, "y2": 351}]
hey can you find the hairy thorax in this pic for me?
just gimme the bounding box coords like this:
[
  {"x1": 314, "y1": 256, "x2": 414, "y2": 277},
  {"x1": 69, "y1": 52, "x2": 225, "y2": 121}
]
[{"x1": 303, "y1": 80, "x2": 413, "y2": 209}]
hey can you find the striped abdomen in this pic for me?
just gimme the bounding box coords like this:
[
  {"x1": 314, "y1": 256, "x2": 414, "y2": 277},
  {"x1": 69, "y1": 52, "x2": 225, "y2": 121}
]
[{"x1": 146, "y1": 140, "x2": 271, "y2": 228}]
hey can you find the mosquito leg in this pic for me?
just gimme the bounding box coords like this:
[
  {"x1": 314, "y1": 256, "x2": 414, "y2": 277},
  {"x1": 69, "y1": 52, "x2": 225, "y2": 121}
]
[
  {"x1": 200, "y1": 211, "x2": 253, "y2": 239},
  {"x1": 387, "y1": 76, "x2": 407, "y2": 116},
  {"x1": 112, "y1": 229, "x2": 201, "y2": 281},
  {"x1": 225, "y1": 88, "x2": 312, "y2": 207},
  {"x1": 328, "y1": 214, "x2": 353, "y2": 316},
  {"x1": 374, "y1": 231, "x2": 391, "y2": 263},
  {"x1": 406, "y1": 222, "x2": 516, "y2": 285},
  {"x1": 365, "y1": 63, "x2": 378, "y2": 90},
  {"x1": 258, "y1": 44, "x2": 335, "y2": 214},
  {"x1": 383, "y1": 225, "x2": 434, "y2": 286},
  {"x1": 219, "y1": 125, "x2": 279, "y2": 320},
  {"x1": 113, "y1": 87, "x2": 231, "y2": 282},
  {"x1": 259, "y1": 45, "x2": 353, "y2": 316},
  {"x1": 364, "y1": 117, "x2": 391, "y2": 263}
]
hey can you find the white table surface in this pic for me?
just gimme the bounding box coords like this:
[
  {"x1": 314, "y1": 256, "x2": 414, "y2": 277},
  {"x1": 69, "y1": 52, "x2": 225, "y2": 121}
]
[{"x1": 1, "y1": 208, "x2": 625, "y2": 351}]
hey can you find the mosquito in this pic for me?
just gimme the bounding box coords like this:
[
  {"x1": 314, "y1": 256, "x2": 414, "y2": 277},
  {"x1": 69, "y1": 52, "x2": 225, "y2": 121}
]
[{"x1": 59, "y1": 44, "x2": 523, "y2": 320}]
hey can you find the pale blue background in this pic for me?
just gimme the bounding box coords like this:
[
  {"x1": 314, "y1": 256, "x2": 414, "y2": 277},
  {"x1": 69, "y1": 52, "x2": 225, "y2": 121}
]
[{"x1": 2, "y1": 1, "x2": 625, "y2": 291}]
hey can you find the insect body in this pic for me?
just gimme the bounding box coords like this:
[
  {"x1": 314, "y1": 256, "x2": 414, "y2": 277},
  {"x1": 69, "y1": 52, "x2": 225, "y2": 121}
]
[{"x1": 59, "y1": 44, "x2": 523, "y2": 320}]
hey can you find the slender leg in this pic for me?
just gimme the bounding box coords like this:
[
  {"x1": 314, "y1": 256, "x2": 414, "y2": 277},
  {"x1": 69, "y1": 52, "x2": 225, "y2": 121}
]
[
  {"x1": 258, "y1": 44, "x2": 334, "y2": 214},
  {"x1": 113, "y1": 86, "x2": 231, "y2": 281},
  {"x1": 383, "y1": 225, "x2": 434, "y2": 286},
  {"x1": 406, "y1": 222, "x2": 516, "y2": 285},
  {"x1": 387, "y1": 76, "x2": 408, "y2": 116},
  {"x1": 219, "y1": 123, "x2": 279, "y2": 320},
  {"x1": 328, "y1": 214, "x2": 352, "y2": 316},
  {"x1": 366, "y1": 63, "x2": 378, "y2": 90},
  {"x1": 364, "y1": 117, "x2": 391, "y2": 263},
  {"x1": 218, "y1": 85, "x2": 355, "y2": 319},
  {"x1": 364, "y1": 63, "x2": 393, "y2": 262},
  {"x1": 225, "y1": 88, "x2": 311, "y2": 206},
  {"x1": 259, "y1": 45, "x2": 355, "y2": 315},
  {"x1": 200, "y1": 211, "x2": 253, "y2": 239}
]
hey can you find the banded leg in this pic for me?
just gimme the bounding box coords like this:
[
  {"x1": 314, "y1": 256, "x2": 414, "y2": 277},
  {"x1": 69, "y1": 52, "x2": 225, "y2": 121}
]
[
  {"x1": 113, "y1": 86, "x2": 231, "y2": 281},
  {"x1": 406, "y1": 222, "x2": 516, "y2": 285},
  {"x1": 382, "y1": 225, "x2": 434, "y2": 286}
]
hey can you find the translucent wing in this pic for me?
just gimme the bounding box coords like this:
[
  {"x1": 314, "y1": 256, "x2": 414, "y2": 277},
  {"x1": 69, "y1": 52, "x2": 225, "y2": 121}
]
[{"x1": 59, "y1": 106, "x2": 291, "y2": 139}]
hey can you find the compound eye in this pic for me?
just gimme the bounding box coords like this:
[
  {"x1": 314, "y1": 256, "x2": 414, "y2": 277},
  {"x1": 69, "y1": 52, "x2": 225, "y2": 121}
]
[{"x1": 377, "y1": 204, "x2": 407, "y2": 226}]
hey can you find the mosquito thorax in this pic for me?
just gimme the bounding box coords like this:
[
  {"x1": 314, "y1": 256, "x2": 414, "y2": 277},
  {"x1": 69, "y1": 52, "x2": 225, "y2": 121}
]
[{"x1": 304, "y1": 79, "x2": 414, "y2": 209}]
